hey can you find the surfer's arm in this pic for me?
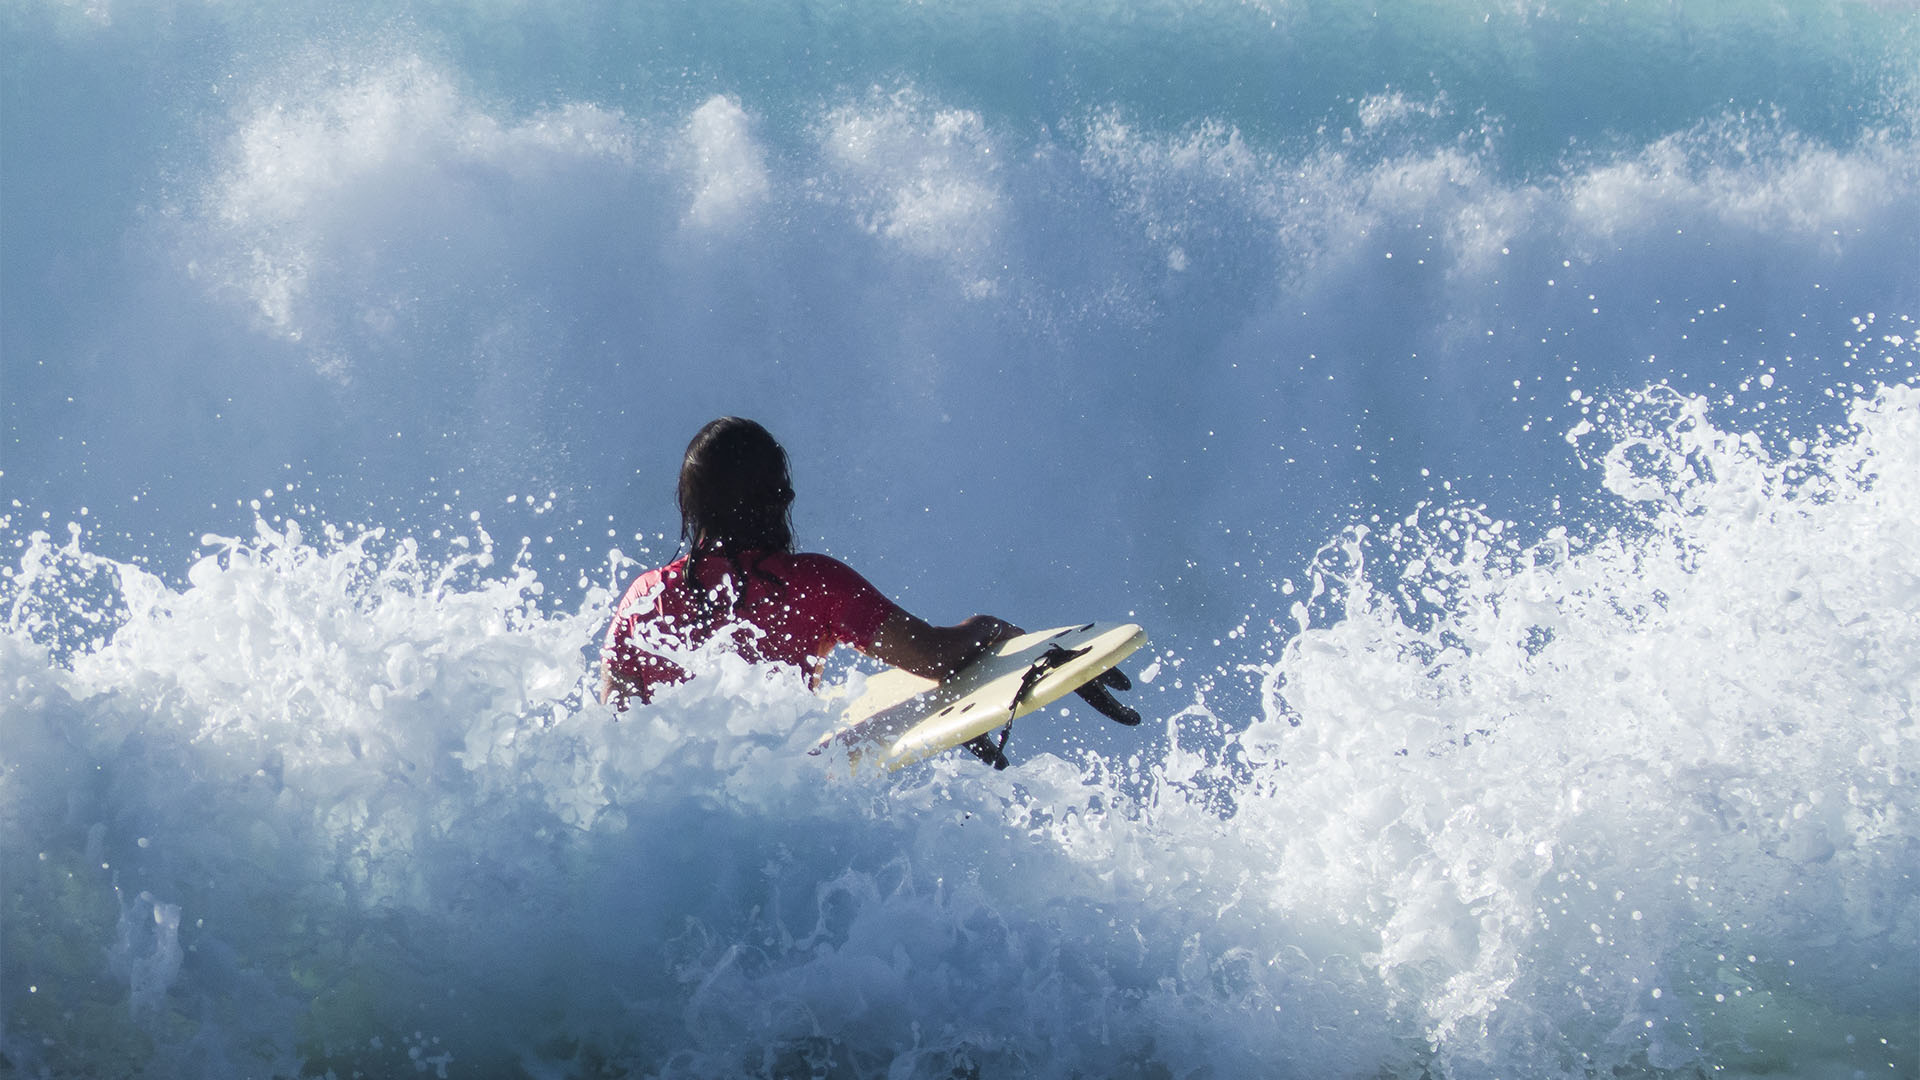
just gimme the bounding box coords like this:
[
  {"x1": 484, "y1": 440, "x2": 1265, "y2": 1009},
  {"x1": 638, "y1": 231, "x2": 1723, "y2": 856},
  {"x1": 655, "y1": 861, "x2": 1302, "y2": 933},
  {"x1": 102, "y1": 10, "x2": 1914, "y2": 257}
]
[
  {"x1": 866, "y1": 610, "x2": 1021, "y2": 680},
  {"x1": 600, "y1": 665, "x2": 637, "y2": 707}
]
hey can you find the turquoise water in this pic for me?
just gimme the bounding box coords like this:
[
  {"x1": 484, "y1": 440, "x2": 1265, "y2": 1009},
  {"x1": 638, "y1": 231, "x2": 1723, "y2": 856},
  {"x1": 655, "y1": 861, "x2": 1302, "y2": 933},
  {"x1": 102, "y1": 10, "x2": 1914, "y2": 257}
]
[{"x1": 2, "y1": 1, "x2": 1917, "y2": 1076}]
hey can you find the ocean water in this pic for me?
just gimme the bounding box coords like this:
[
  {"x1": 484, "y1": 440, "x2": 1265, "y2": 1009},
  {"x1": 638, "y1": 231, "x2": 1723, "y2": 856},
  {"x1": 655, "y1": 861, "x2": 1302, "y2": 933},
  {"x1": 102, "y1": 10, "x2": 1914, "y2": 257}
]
[{"x1": 2, "y1": 1, "x2": 1917, "y2": 1077}]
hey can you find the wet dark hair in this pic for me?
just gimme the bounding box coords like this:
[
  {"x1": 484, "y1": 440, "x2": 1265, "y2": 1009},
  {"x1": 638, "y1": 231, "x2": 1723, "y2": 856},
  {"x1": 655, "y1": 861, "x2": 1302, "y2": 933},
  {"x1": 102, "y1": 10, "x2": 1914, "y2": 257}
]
[{"x1": 677, "y1": 416, "x2": 795, "y2": 555}]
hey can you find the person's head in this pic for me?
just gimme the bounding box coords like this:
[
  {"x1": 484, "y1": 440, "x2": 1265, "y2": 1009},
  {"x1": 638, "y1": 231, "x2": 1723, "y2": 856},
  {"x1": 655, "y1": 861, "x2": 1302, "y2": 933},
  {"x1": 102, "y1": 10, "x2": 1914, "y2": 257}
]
[{"x1": 677, "y1": 417, "x2": 795, "y2": 553}]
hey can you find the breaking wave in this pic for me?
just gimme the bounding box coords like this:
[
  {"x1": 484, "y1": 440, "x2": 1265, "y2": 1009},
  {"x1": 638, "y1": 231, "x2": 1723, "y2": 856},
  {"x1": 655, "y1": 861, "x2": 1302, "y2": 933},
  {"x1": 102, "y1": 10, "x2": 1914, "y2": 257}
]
[{"x1": 4, "y1": 381, "x2": 1914, "y2": 1078}]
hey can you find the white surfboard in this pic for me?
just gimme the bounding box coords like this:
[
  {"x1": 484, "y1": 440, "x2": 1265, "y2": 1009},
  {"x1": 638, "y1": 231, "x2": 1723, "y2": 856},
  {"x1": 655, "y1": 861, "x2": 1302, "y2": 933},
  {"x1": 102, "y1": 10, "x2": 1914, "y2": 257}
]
[{"x1": 815, "y1": 621, "x2": 1147, "y2": 772}]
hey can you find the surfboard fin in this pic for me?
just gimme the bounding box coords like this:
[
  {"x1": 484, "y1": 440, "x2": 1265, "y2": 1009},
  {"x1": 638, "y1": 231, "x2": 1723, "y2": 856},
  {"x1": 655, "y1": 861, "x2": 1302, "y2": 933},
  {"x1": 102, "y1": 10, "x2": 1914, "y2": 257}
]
[
  {"x1": 1074, "y1": 673, "x2": 1141, "y2": 726},
  {"x1": 962, "y1": 732, "x2": 1011, "y2": 769}
]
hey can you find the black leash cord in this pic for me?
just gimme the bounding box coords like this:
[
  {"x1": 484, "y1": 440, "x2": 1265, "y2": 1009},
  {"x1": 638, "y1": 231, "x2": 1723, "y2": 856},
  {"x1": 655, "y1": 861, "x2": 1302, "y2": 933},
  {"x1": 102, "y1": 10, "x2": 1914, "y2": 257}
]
[{"x1": 981, "y1": 644, "x2": 1093, "y2": 767}]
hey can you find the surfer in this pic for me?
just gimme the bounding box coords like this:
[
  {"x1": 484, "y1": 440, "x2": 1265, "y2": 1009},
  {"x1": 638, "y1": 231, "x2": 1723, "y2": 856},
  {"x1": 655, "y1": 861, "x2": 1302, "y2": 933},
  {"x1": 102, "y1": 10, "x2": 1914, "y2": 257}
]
[{"x1": 600, "y1": 416, "x2": 1022, "y2": 713}]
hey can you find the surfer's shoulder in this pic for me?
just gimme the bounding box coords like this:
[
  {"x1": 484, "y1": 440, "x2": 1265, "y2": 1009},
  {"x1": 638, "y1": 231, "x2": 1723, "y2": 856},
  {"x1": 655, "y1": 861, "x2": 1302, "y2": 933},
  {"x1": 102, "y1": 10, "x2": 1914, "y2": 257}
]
[
  {"x1": 760, "y1": 551, "x2": 873, "y2": 588},
  {"x1": 617, "y1": 556, "x2": 689, "y2": 611}
]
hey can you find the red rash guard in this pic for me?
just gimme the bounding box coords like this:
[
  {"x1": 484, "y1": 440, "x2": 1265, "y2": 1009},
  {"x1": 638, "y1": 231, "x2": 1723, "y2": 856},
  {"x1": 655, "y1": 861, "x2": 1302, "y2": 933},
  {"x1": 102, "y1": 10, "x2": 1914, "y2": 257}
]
[{"x1": 601, "y1": 550, "x2": 900, "y2": 706}]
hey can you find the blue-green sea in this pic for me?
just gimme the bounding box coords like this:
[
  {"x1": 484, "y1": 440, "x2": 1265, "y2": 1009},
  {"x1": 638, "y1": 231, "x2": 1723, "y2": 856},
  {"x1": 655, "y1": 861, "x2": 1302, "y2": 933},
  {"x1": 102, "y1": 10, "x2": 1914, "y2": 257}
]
[{"x1": 3, "y1": 1, "x2": 1916, "y2": 1076}]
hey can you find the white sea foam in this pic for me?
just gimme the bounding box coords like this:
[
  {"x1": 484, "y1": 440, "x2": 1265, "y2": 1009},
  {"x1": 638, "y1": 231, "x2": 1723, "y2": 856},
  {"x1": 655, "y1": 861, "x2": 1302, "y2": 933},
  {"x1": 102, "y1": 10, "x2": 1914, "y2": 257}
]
[
  {"x1": 3, "y1": 381, "x2": 1914, "y2": 1078},
  {"x1": 1081, "y1": 98, "x2": 1920, "y2": 299},
  {"x1": 6, "y1": 4, "x2": 1919, "y2": 1076},
  {"x1": 679, "y1": 96, "x2": 771, "y2": 230},
  {"x1": 818, "y1": 89, "x2": 1006, "y2": 288},
  {"x1": 1357, "y1": 90, "x2": 1452, "y2": 131},
  {"x1": 192, "y1": 55, "x2": 639, "y2": 352},
  {"x1": 173, "y1": 46, "x2": 1917, "y2": 426},
  {"x1": 1235, "y1": 383, "x2": 1919, "y2": 1074},
  {"x1": 1567, "y1": 118, "x2": 1919, "y2": 248}
]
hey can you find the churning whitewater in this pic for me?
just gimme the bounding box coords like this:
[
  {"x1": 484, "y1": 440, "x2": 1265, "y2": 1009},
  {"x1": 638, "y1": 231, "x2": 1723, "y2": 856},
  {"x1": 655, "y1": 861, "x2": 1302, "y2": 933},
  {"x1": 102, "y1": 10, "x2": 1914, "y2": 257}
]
[
  {"x1": 5, "y1": 383, "x2": 1916, "y2": 1077},
  {"x1": 2, "y1": 0, "x2": 1917, "y2": 1077}
]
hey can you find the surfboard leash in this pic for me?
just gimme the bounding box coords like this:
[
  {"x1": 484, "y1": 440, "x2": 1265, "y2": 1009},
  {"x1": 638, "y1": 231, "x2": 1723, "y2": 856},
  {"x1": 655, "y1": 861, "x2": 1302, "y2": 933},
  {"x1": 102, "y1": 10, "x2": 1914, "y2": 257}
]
[
  {"x1": 968, "y1": 644, "x2": 1093, "y2": 769},
  {"x1": 963, "y1": 642, "x2": 1138, "y2": 768}
]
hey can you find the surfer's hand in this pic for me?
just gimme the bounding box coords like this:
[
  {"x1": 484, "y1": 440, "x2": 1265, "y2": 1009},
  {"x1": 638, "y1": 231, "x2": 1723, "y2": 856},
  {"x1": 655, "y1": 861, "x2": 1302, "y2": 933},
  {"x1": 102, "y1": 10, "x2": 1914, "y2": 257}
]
[
  {"x1": 869, "y1": 611, "x2": 1019, "y2": 680},
  {"x1": 950, "y1": 615, "x2": 1022, "y2": 671},
  {"x1": 961, "y1": 614, "x2": 1023, "y2": 645}
]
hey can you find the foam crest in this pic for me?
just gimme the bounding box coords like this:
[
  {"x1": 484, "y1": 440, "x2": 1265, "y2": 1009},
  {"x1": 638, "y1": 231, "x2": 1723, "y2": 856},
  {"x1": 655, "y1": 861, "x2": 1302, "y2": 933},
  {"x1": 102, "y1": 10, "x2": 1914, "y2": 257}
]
[
  {"x1": 0, "y1": 516, "x2": 858, "y2": 1074},
  {"x1": 6, "y1": 381, "x2": 1913, "y2": 1077},
  {"x1": 1567, "y1": 117, "x2": 1919, "y2": 244},
  {"x1": 193, "y1": 54, "x2": 638, "y2": 349},
  {"x1": 680, "y1": 96, "x2": 771, "y2": 230},
  {"x1": 819, "y1": 89, "x2": 1005, "y2": 289},
  {"x1": 1358, "y1": 90, "x2": 1453, "y2": 131},
  {"x1": 5, "y1": 3, "x2": 1920, "y2": 1074},
  {"x1": 1080, "y1": 112, "x2": 1281, "y2": 276},
  {"x1": 1085, "y1": 97, "x2": 1920, "y2": 302},
  {"x1": 1217, "y1": 381, "x2": 1920, "y2": 1075}
]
